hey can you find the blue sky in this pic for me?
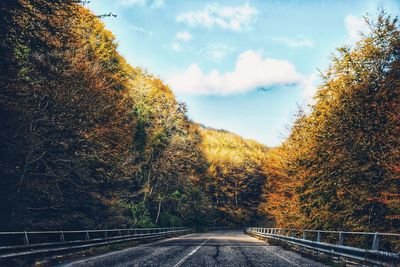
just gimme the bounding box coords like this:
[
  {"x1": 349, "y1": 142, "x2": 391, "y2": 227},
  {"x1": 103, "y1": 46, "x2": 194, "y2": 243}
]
[{"x1": 87, "y1": 0, "x2": 399, "y2": 146}]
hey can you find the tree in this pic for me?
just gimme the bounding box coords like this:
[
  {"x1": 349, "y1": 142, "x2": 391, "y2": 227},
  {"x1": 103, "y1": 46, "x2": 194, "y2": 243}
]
[
  {"x1": 260, "y1": 11, "x2": 399, "y2": 232},
  {"x1": 200, "y1": 128, "x2": 268, "y2": 226}
]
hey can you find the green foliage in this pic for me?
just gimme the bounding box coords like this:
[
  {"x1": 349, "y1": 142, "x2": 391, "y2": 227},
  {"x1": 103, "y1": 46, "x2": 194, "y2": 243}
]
[
  {"x1": 14, "y1": 42, "x2": 32, "y2": 81},
  {"x1": 130, "y1": 202, "x2": 155, "y2": 228},
  {"x1": 200, "y1": 128, "x2": 268, "y2": 226},
  {"x1": 0, "y1": 0, "x2": 211, "y2": 230},
  {"x1": 259, "y1": 11, "x2": 399, "y2": 232},
  {"x1": 158, "y1": 212, "x2": 182, "y2": 227},
  {"x1": 2, "y1": 1, "x2": 396, "y2": 234}
]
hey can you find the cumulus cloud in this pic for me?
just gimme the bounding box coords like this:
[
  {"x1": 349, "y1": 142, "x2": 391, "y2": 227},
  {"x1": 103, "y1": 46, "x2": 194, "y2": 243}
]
[
  {"x1": 301, "y1": 73, "x2": 319, "y2": 104},
  {"x1": 345, "y1": 14, "x2": 370, "y2": 41},
  {"x1": 118, "y1": 0, "x2": 164, "y2": 8},
  {"x1": 171, "y1": 42, "x2": 182, "y2": 51},
  {"x1": 199, "y1": 43, "x2": 236, "y2": 62},
  {"x1": 150, "y1": 0, "x2": 165, "y2": 8},
  {"x1": 176, "y1": 3, "x2": 258, "y2": 31},
  {"x1": 272, "y1": 36, "x2": 315, "y2": 48},
  {"x1": 176, "y1": 31, "x2": 193, "y2": 42},
  {"x1": 167, "y1": 50, "x2": 303, "y2": 95}
]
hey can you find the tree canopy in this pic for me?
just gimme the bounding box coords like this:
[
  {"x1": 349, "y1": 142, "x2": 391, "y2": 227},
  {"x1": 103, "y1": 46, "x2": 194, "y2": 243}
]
[
  {"x1": 0, "y1": 1, "x2": 398, "y2": 233},
  {"x1": 259, "y1": 11, "x2": 399, "y2": 232}
]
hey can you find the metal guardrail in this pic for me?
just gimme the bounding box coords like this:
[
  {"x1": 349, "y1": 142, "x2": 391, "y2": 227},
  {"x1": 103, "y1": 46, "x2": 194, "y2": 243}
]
[
  {"x1": 246, "y1": 227, "x2": 400, "y2": 265},
  {"x1": 0, "y1": 227, "x2": 190, "y2": 259}
]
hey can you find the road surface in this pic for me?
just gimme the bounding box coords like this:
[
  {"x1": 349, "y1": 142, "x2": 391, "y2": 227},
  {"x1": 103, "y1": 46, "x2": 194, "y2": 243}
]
[{"x1": 62, "y1": 230, "x2": 326, "y2": 267}]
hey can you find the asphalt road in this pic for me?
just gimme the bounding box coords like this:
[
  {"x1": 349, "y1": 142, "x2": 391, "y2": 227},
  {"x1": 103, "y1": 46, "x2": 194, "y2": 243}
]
[{"x1": 62, "y1": 230, "x2": 326, "y2": 267}]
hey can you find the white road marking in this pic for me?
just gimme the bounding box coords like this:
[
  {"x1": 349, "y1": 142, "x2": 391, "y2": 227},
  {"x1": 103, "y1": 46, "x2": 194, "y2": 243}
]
[
  {"x1": 172, "y1": 235, "x2": 214, "y2": 267},
  {"x1": 62, "y1": 233, "x2": 195, "y2": 266}
]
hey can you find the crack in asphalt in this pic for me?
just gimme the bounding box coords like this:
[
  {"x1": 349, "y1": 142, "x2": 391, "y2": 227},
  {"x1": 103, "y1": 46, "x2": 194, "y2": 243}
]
[{"x1": 211, "y1": 245, "x2": 220, "y2": 264}]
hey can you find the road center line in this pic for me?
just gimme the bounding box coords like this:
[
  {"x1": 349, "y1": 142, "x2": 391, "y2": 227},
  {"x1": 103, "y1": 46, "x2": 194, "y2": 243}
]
[{"x1": 173, "y1": 235, "x2": 214, "y2": 267}]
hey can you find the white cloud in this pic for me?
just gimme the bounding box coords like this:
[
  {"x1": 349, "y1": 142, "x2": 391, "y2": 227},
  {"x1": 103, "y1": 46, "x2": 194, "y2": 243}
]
[
  {"x1": 345, "y1": 14, "x2": 370, "y2": 41},
  {"x1": 171, "y1": 42, "x2": 181, "y2": 51},
  {"x1": 150, "y1": 0, "x2": 164, "y2": 8},
  {"x1": 119, "y1": 0, "x2": 164, "y2": 8},
  {"x1": 130, "y1": 25, "x2": 153, "y2": 36},
  {"x1": 272, "y1": 36, "x2": 315, "y2": 48},
  {"x1": 167, "y1": 50, "x2": 303, "y2": 95},
  {"x1": 199, "y1": 43, "x2": 236, "y2": 62},
  {"x1": 172, "y1": 32, "x2": 192, "y2": 52},
  {"x1": 119, "y1": 0, "x2": 145, "y2": 5},
  {"x1": 176, "y1": 31, "x2": 192, "y2": 42},
  {"x1": 176, "y1": 3, "x2": 258, "y2": 31},
  {"x1": 301, "y1": 73, "x2": 319, "y2": 104}
]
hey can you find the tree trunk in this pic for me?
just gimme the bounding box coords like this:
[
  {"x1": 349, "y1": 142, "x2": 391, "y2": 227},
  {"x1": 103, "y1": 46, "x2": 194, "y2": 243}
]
[
  {"x1": 235, "y1": 180, "x2": 238, "y2": 206},
  {"x1": 155, "y1": 198, "x2": 162, "y2": 224}
]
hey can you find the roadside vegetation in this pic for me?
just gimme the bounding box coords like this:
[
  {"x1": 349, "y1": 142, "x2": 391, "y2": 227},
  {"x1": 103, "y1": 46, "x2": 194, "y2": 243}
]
[
  {"x1": 259, "y1": 11, "x2": 399, "y2": 232},
  {"x1": 0, "y1": 1, "x2": 398, "y2": 233}
]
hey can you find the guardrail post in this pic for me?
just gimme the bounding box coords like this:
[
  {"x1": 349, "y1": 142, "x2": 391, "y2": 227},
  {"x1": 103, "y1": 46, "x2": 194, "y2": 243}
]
[
  {"x1": 86, "y1": 231, "x2": 90, "y2": 240},
  {"x1": 338, "y1": 232, "x2": 344, "y2": 246},
  {"x1": 372, "y1": 233, "x2": 379, "y2": 251},
  {"x1": 119, "y1": 229, "x2": 121, "y2": 236},
  {"x1": 23, "y1": 232, "x2": 29, "y2": 245},
  {"x1": 104, "y1": 230, "x2": 108, "y2": 238},
  {"x1": 302, "y1": 231, "x2": 306, "y2": 240},
  {"x1": 60, "y1": 231, "x2": 65, "y2": 242},
  {"x1": 317, "y1": 231, "x2": 321, "y2": 242}
]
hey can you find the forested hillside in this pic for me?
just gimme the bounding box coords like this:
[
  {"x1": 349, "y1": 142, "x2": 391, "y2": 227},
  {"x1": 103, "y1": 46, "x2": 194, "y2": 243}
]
[
  {"x1": 259, "y1": 12, "x2": 400, "y2": 232},
  {"x1": 0, "y1": 1, "x2": 398, "y2": 234},
  {"x1": 200, "y1": 128, "x2": 268, "y2": 226},
  {"x1": 0, "y1": 0, "x2": 212, "y2": 230}
]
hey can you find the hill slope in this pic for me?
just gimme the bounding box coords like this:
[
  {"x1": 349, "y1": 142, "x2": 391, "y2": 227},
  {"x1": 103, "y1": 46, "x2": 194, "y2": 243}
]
[{"x1": 0, "y1": 0, "x2": 211, "y2": 230}]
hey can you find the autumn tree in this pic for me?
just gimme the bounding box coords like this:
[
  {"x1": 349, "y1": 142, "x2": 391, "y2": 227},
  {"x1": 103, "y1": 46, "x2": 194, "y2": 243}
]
[
  {"x1": 200, "y1": 128, "x2": 268, "y2": 226},
  {"x1": 260, "y1": 11, "x2": 399, "y2": 232},
  {"x1": 0, "y1": 0, "x2": 212, "y2": 230}
]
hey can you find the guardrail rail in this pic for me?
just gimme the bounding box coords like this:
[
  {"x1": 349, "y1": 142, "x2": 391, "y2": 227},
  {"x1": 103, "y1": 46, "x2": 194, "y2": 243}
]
[
  {"x1": 246, "y1": 227, "x2": 400, "y2": 265},
  {"x1": 0, "y1": 227, "x2": 190, "y2": 259}
]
